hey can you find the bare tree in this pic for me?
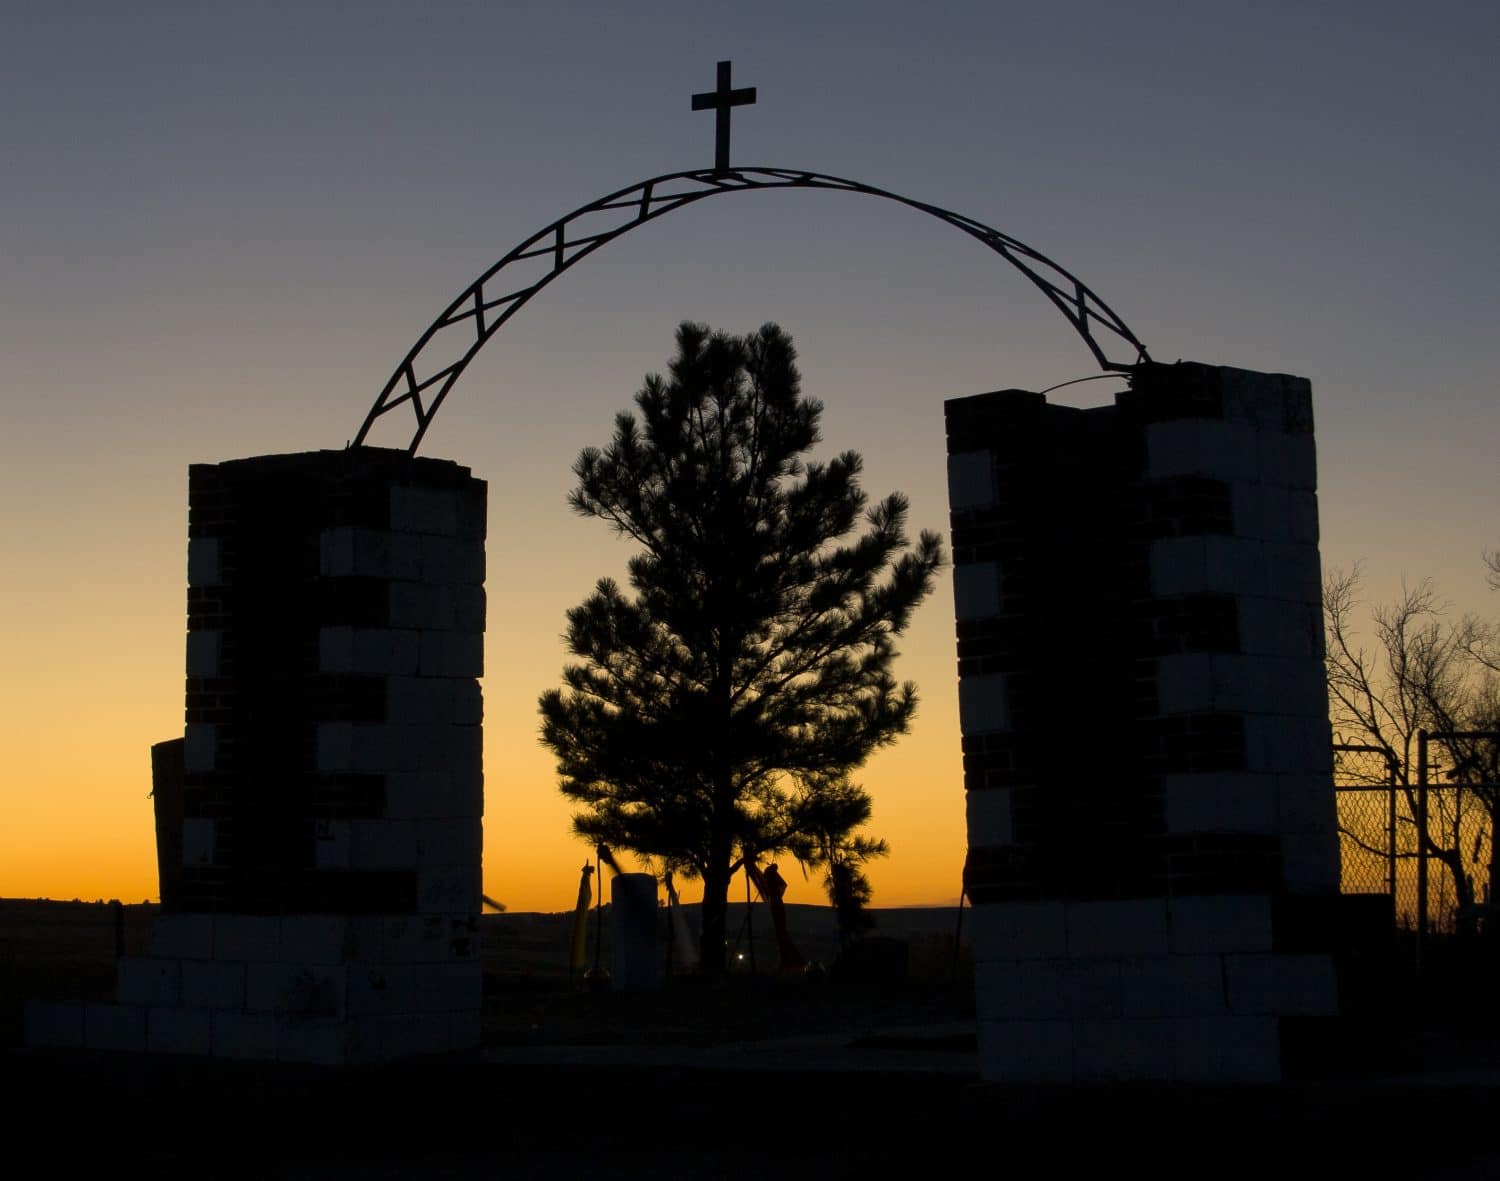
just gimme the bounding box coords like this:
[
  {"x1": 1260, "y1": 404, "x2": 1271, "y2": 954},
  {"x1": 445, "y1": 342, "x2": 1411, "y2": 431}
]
[{"x1": 1325, "y1": 560, "x2": 1500, "y2": 933}]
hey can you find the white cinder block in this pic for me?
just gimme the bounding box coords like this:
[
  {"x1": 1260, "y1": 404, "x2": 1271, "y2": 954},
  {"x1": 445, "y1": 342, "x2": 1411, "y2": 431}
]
[
  {"x1": 1225, "y1": 953, "x2": 1338, "y2": 1016},
  {"x1": 454, "y1": 584, "x2": 486, "y2": 632},
  {"x1": 182, "y1": 818, "x2": 216, "y2": 867},
  {"x1": 318, "y1": 626, "x2": 354, "y2": 673},
  {"x1": 1221, "y1": 367, "x2": 1306, "y2": 433},
  {"x1": 947, "y1": 451, "x2": 995, "y2": 509},
  {"x1": 319, "y1": 526, "x2": 356, "y2": 576},
  {"x1": 1073, "y1": 1018, "x2": 1178, "y2": 1081},
  {"x1": 1237, "y1": 597, "x2": 1322, "y2": 659},
  {"x1": 279, "y1": 916, "x2": 348, "y2": 965},
  {"x1": 115, "y1": 957, "x2": 181, "y2": 1007},
  {"x1": 314, "y1": 819, "x2": 351, "y2": 870},
  {"x1": 421, "y1": 535, "x2": 484, "y2": 586},
  {"x1": 1062, "y1": 959, "x2": 1123, "y2": 1019},
  {"x1": 418, "y1": 866, "x2": 482, "y2": 914},
  {"x1": 183, "y1": 723, "x2": 216, "y2": 773},
  {"x1": 419, "y1": 630, "x2": 484, "y2": 678},
  {"x1": 149, "y1": 913, "x2": 214, "y2": 960},
  {"x1": 417, "y1": 818, "x2": 483, "y2": 865},
  {"x1": 449, "y1": 1008, "x2": 482, "y2": 1051},
  {"x1": 973, "y1": 961, "x2": 1036, "y2": 1021},
  {"x1": 1174, "y1": 1016, "x2": 1281, "y2": 1082},
  {"x1": 385, "y1": 771, "x2": 439, "y2": 819},
  {"x1": 953, "y1": 561, "x2": 1003, "y2": 620},
  {"x1": 1118, "y1": 955, "x2": 1226, "y2": 1018},
  {"x1": 147, "y1": 1006, "x2": 212, "y2": 1055},
  {"x1": 86, "y1": 1003, "x2": 147, "y2": 1052},
  {"x1": 1282, "y1": 829, "x2": 1341, "y2": 893},
  {"x1": 351, "y1": 819, "x2": 419, "y2": 870},
  {"x1": 1277, "y1": 774, "x2": 1338, "y2": 834},
  {"x1": 180, "y1": 961, "x2": 246, "y2": 1009},
  {"x1": 1265, "y1": 541, "x2": 1323, "y2": 605},
  {"x1": 187, "y1": 537, "x2": 221, "y2": 586},
  {"x1": 1144, "y1": 420, "x2": 1260, "y2": 483},
  {"x1": 1169, "y1": 895, "x2": 1273, "y2": 955},
  {"x1": 390, "y1": 485, "x2": 462, "y2": 536},
  {"x1": 343, "y1": 723, "x2": 400, "y2": 773},
  {"x1": 1245, "y1": 716, "x2": 1333, "y2": 775},
  {"x1": 317, "y1": 722, "x2": 353, "y2": 772},
  {"x1": 446, "y1": 915, "x2": 480, "y2": 959},
  {"x1": 388, "y1": 677, "x2": 452, "y2": 725},
  {"x1": 340, "y1": 528, "x2": 422, "y2": 580},
  {"x1": 414, "y1": 723, "x2": 482, "y2": 774},
  {"x1": 410, "y1": 961, "x2": 482, "y2": 1012},
  {"x1": 978, "y1": 1019, "x2": 1073, "y2": 1082},
  {"x1": 348, "y1": 964, "x2": 417, "y2": 1015},
  {"x1": 24, "y1": 1000, "x2": 84, "y2": 1048},
  {"x1": 1165, "y1": 772, "x2": 1276, "y2": 834},
  {"x1": 185, "y1": 629, "x2": 221, "y2": 677},
  {"x1": 969, "y1": 901, "x2": 1067, "y2": 962},
  {"x1": 1067, "y1": 899, "x2": 1169, "y2": 959},
  {"x1": 211, "y1": 1011, "x2": 276, "y2": 1060},
  {"x1": 958, "y1": 673, "x2": 1011, "y2": 735},
  {"x1": 1204, "y1": 536, "x2": 1269, "y2": 598},
  {"x1": 246, "y1": 964, "x2": 346, "y2": 1016},
  {"x1": 382, "y1": 915, "x2": 450, "y2": 964},
  {"x1": 347, "y1": 916, "x2": 386, "y2": 963},
  {"x1": 452, "y1": 766, "x2": 485, "y2": 816},
  {"x1": 1209, "y1": 655, "x2": 1326, "y2": 717},
  {"x1": 966, "y1": 789, "x2": 1014, "y2": 847},
  {"x1": 214, "y1": 915, "x2": 281, "y2": 962},
  {"x1": 386, "y1": 766, "x2": 484, "y2": 821},
  {"x1": 377, "y1": 1012, "x2": 453, "y2": 1059},
  {"x1": 1259, "y1": 432, "x2": 1317, "y2": 491},
  {"x1": 1229, "y1": 481, "x2": 1291, "y2": 543},
  {"x1": 275, "y1": 1017, "x2": 351, "y2": 1065},
  {"x1": 453, "y1": 681, "x2": 483, "y2": 726},
  {"x1": 1289, "y1": 490, "x2": 1319, "y2": 544},
  {"x1": 389, "y1": 581, "x2": 454, "y2": 631},
  {"x1": 353, "y1": 628, "x2": 420, "y2": 677},
  {"x1": 1148, "y1": 537, "x2": 1206, "y2": 596}
]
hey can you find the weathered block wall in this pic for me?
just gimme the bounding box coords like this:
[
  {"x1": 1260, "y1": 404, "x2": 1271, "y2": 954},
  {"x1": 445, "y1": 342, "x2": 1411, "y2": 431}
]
[
  {"x1": 947, "y1": 362, "x2": 1338, "y2": 1081},
  {"x1": 29, "y1": 449, "x2": 487, "y2": 1063}
]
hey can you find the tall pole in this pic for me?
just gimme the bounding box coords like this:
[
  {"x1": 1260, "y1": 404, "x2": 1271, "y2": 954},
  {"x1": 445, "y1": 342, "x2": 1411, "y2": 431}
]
[
  {"x1": 1387, "y1": 754, "x2": 1398, "y2": 900},
  {"x1": 1417, "y1": 729, "x2": 1429, "y2": 961}
]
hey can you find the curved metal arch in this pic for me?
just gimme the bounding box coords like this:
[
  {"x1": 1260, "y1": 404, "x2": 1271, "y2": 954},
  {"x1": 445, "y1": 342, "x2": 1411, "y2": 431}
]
[{"x1": 353, "y1": 167, "x2": 1152, "y2": 453}]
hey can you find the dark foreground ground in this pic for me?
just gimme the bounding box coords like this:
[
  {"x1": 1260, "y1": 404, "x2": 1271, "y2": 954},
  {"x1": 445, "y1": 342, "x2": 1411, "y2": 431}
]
[
  {"x1": 6, "y1": 900, "x2": 1500, "y2": 1178},
  {"x1": 6, "y1": 1043, "x2": 1500, "y2": 1179}
]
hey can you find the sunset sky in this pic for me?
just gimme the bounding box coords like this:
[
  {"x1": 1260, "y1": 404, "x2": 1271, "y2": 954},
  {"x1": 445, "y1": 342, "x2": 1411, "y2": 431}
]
[{"x1": 2, "y1": 1, "x2": 1496, "y2": 913}]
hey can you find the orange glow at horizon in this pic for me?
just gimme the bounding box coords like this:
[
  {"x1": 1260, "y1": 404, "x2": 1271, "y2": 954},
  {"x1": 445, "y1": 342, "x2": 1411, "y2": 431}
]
[{"x1": 0, "y1": 562, "x2": 966, "y2": 914}]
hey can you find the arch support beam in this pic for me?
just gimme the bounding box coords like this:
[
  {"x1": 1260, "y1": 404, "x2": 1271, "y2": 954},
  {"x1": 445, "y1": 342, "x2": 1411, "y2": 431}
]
[{"x1": 353, "y1": 167, "x2": 1152, "y2": 454}]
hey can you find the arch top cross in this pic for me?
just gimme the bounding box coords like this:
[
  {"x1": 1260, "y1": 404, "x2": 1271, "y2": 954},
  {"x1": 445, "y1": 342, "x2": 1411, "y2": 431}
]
[
  {"x1": 351, "y1": 64, "x2": 1152, "y2": 454},
  {"x1": 691, "y1": 60, "x2": 756, "y2": 174}
]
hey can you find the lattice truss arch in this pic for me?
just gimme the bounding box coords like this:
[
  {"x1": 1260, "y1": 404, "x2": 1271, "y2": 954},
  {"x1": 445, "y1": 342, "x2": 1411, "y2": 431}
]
[{"x1": 353, "y1": 167, "x2": 1153, "y2": 454}]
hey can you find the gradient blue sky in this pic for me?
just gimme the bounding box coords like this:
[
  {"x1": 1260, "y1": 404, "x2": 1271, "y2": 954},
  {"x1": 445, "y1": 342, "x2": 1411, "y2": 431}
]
[{"x1": 2, "y1": 1, "x2": 1496, "y2": 908}]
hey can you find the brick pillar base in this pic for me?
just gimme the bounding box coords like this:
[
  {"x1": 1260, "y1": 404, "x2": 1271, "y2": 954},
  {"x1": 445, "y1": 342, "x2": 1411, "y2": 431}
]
[
  {"x1": 947, "y1": 363, "x2": 1339, "y2": 1081},
  {"x1": 28, "y1": 449, "x2": 488, "y2": 1063}
]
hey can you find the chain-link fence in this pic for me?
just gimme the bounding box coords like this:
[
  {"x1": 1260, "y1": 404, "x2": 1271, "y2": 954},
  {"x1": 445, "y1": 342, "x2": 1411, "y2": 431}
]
[{"x1": 1335, "y1": 745, "x2": 1494, "y2": 934}]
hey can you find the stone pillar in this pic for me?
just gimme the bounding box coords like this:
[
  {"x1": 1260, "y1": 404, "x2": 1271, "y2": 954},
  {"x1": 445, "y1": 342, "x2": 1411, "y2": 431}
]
[
  {"x1": 947, "y1": 363, "x2": 1338, "y2": 1082},
  {"x1": 29, "y1": 449, "x2": 487, "y2": 1062}
]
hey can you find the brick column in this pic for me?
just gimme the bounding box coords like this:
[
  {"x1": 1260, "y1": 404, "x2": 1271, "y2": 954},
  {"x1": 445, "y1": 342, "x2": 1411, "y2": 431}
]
[
  {"x1": 30, "y1": 449, "x2": 489, "y2": 1063},
  {"x1": 947, "y1": 363, "x2": 1338, "y2": 1081}
]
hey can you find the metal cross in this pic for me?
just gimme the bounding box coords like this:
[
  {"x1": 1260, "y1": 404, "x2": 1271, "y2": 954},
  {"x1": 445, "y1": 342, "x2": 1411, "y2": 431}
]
[{"x1": 691, "y1": 60, "x2": 756, "y2": 175}]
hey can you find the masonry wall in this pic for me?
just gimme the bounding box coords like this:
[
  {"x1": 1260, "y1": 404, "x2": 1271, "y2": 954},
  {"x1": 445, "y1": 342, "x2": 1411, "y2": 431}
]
[
  {"x1": 947, "y1": 363, "x2": 1339, "y2": 1081},
  {"x1": 28, "y1": 449, "x2": 487, "y2": 1063}
]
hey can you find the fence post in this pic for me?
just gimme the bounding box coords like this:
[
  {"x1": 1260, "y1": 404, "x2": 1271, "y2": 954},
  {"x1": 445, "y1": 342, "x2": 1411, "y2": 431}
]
[
  {"x1": 1417, "y1": 730, "x2": 1429, "y2": 962},
  {"x1": 1387, "y1": 756, "x2": 1398, "y2": 900}
]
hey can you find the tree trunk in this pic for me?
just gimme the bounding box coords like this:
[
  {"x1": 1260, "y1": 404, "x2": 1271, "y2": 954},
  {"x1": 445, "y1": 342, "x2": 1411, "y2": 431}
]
[{"x1": 699, "y1": 847, "x2": 732, "y2": 978}]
